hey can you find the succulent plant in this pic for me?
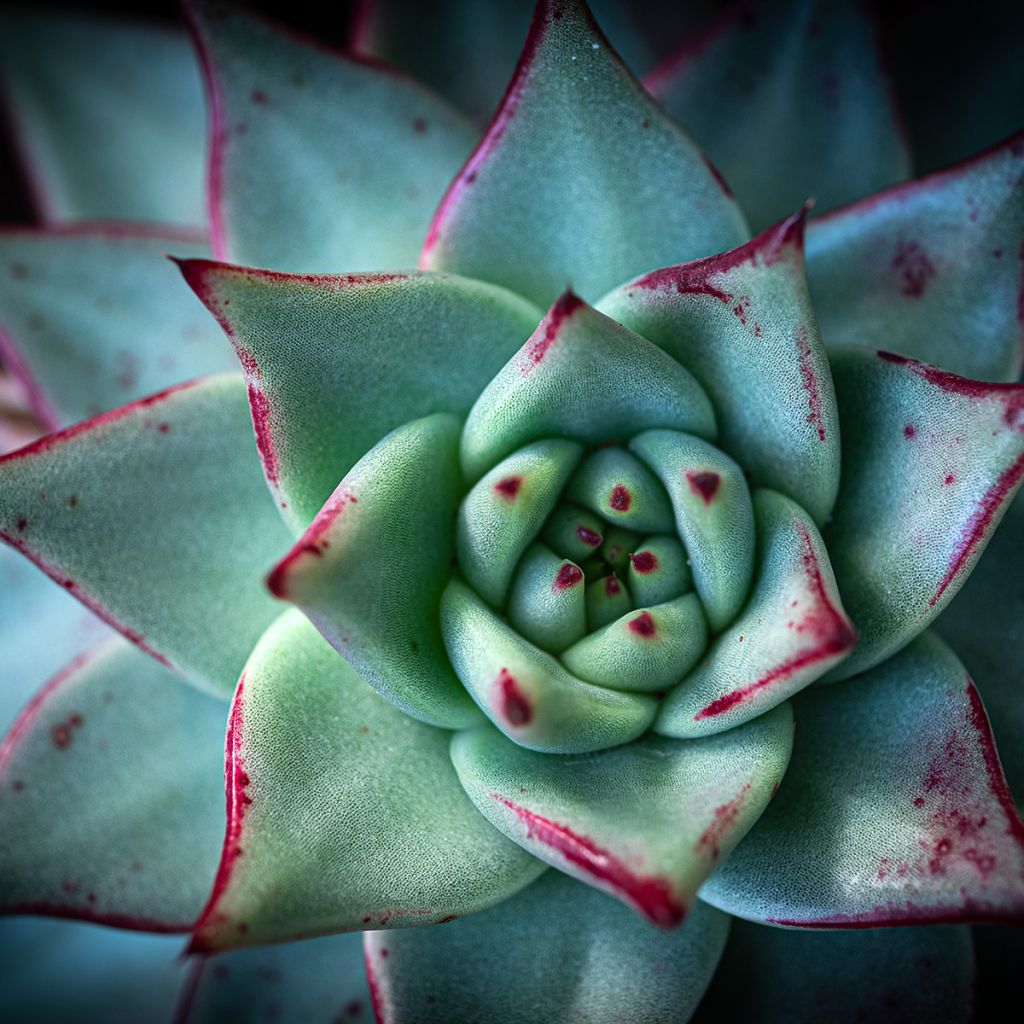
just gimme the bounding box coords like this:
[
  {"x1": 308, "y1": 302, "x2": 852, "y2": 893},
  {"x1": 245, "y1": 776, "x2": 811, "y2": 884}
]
[{"x1": 0, "y1": 0, "x2": 1022, "y2": 1020}]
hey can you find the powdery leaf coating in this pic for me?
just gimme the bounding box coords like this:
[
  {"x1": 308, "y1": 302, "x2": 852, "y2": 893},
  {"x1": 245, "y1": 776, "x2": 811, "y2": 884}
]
[
  {"x1": 451, "y1": 704, "x2": 792, "y2": 925},
  {"x1": 267, "y1": 414, "x2": 483, "y2": 730},
  {"x1": 937, "y1": 491, "x2": 1024, "y2": 806},
  {"x1": 184, "y1": 0, "x2": 476, "y2": 271},
  {"x1": 0, "y1": 374, "x2": 293, "y2": 698},
  {"x1": 629, "y1": 429, "x2": 754, "y2": 632},
  {"x1": 461, "y1": 293, "x2": 717, "y2": 483},
  {"x1": 178, "y1": 931, "x2": 371, "y2": 1024},
  {"x1": 365, "y1": 873, "x2": 729, "y2": 1024},
  {"x1": 806, "y1": 132, "x2": 1024, "y2": 383},
  {"x1": 695, "y1": 918, "x2": 974, "y2": 1024},
  {"x1": 440, "y1": 579, "x2": 657, "y2": 753},
  {"x1": 646, "y1": 0, "x2": 910, "y2": 232},
  {"x1": 0, "y1": 11, "x2": 206, "y2": 225},
  {"x1": 0, "y1": 226, "x2": 235, "y2": 429},
  {"x1": 823, "y1": 349, "x2": 1024, "y2": 681},
  {"x1": 189, "y1": 610, "x2": 544, "y2": 953},
  {"x1": 657, "y1": 489, "x2": 855, "y2": 737},
  {"x1": 0, "y1": 638, "x2": 225, "y2": 931},
  {"x1": 599, "y1": 210, "x2": 841, "y2": 525},
  {"x1": 700, "y1": 633, "x2": 1024, "y2": 927},
  {"x1": 420, "y1": 0, "x2": 748, "y2": 307},
  {"x1": 177, "y1": 261, "x2": 541, "y2": 530}
]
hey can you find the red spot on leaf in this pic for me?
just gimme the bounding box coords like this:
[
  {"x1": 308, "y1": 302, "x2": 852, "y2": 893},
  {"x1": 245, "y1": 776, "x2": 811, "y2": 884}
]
[
  {"x1": 250, "y1": 88, "x2": 269, "y2": 105},
  {"x1": 604, "y1": 575, "x2": 622, "y2": 597},
  {"x1": 576, "y1": 525, "x2": 602, "y2": 547},
  {"x1": 494, "y1": 668, "x2": 532, "y2": 727},
  {"x1": 494, "y1": 475, "x2": 523, "y2": 500},
  {"x1": 795, "y1": 325, "x2": 826, "y2": 442},
  {"x1": 609, "y1": 484, "x2": 632, "y2": 512},
  {"x1": 412, "y1": 117, "x2": 428, "y2": 133},
  {"x1": 891, "y1": 240, "x2": 936, "y2": 297},
  {"x1": 552, "y1": 563, "x2": 583, "y2": 591},
  {"x1": 628, "y1": 612, "x2": 656, "y2": 637},
  {"x1": 521, "y1": 291, "x2": 585, "y2": 372},
  {"x1": 904, "y1": 423, "x2": 917, "y2": 439},
  {"x1": 686, "y1": 470, "x2": 720, "y2": 504},
  {"x1": 629, "y1": 550, "x2": 658, "y2": 574}
]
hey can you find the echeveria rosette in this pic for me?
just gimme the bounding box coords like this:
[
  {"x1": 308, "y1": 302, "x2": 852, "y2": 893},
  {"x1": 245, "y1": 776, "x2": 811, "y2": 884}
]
[{"x1": 0, "y1": 0, "x2": 1022, "y2": 1020}]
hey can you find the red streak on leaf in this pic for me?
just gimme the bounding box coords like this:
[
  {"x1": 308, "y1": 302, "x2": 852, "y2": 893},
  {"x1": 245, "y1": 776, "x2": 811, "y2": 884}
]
[
  {"x1": 493, "y1": 668, "x2": 532, "y2": 727},
  {"x1": 552, "y1": 563, "x2": 583, "y2": 591},
  {"x1": 609, "y1": 484, "x2": 632, "y2": 511},
  {"x1": 493, "y1": 475, "x2": 523, "y2": 500},
  {"x1": 628, "y1": 612, "x2": 656, "y2": 637},
  {"x1": 489, "y1": 792, "x2": 686, "y2": 928},
  {"x1": 695, "y1": 782, "x2": 752, "y2": 859},
  {"x1": 966, "y1": 680, "x2": 1024, "y2": 846},
  {"x1": 521, "y1": 291, "x2": 585, "y2": 373},
  {"x1": 695, "y1": 524, "x2": 855, "y2": 719},
  {"x1": 795, "y1": 325, "x2": 826, "y2": 442},
  {"x1": 686, "y1": 470, "x2": 720, "y2": 504},
  {"x1": 188, "y1": 677, "x2": 253, "y2": 954},
  {"x1": 364, "y1": 944, "x2": 386, "y2": 1024},
  {"x1": 629, "y1": 550, "x2": 658, "y2": 574}
]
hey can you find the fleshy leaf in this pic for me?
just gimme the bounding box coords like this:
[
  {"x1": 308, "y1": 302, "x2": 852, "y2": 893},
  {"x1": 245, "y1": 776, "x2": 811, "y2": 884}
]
[
  {"x1": 178, "y1": 261, "x2": 541, "y2": 529},
  {"x1": 266, "y1": 414, "x2": 482, "y2": 730},
  {"x1": 565, "y1": 447, "x2": 675, "y2": 533},
  {"x1": 629, "y1": 429, "x2": 754, "y2": 632},
  {"x1": 508, "y1": 544, "x2": 587, "y2": 654},
  {"x1": 451, "y1": 704, "x2": 792, "y2": 924},
  {"x1": 178, "y1": 931, "x2": 371, "y2": 1023},
  {"x1": 0, "y1": 638, "x2": 225, "y2": 931},
  {"x1": 823, "y1": 349, "x2": 1024, "y2": 681},
  {"x1": 189, "y1": 611, "x2": 544, "y2": 953},
  {"x1": 700, "y1": 633, "x2": 1024, "y2": 926},
  {"x1": 0, "y1": 11, "x2": 205, "y2": 225},
  {"x1": 0, "y1": 375, "x2": 293, "y2": 697},
  {"x1": 695, "y1": 918, "x2": 974, "y2": 1024},
  {"x1": 646, "y1": 0, "x2": 910, "y2": 232},
  {"x1": 365, "y1": 873, "x2": 729, "y2": 1024},
  {"x1": 440, "y1": 579, "x2": 657, "y2": 753},
  {"x1": 420, "y1": 0, "x2": 748, "y2": 308},
  {"x1": 937, "y1": 492, "x2": 1024, "y2": 807},
  {"x1": 460, "y1": 293, "x2": 717, "y2": 483},
  {"x1": 806, "y1": 133, "x2": 1024, "y2": 382},
  {"x1": 627, "y1": 535, "x2": 692, "y2": 606},
  {"x1": 0, "y1": 919, "x2": 184, "y2": 1021},
  {"x1": 657, "y1": 490, "x2": 855, "y2": 737},
  {"x1": 599, "y1": 211, "x2": 841, "y2": 524},
  {"x1": 0, "y1": 226, "x2": 236, "y2": 429},
  {"x1": 184, "y1": 0, "x2": 476, "y2": 271}
]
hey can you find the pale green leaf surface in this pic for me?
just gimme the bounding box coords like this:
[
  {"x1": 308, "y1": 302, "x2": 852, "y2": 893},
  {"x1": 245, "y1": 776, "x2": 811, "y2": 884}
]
[
  {"x1": 823, "y1": 349, "x2": 1024, "y2": 681},
  {"x1": 267, "y1": 414, "x2": 483, "y2": 730},
  {"x1": 694, "y1": 918, "x2": 974, "y2": 1024},
  {"x1": 656, "y1": 490, "x2": 855, "y2": 737},
  {"x1": 420, "y1": 0, "x2": 748, "y2": 308},
  {"x1": 700, "y1": 633, "x2": 1024, "y2": 926},
  {"x1": 451, "y1": 704, "x2": 792, "y2": 925},
  {"x1": 646, "y1": 0, "x2": 910, "y2": 232},
  {"x1": 0, "y1": 637, "x2": 225, "y2": 930},
  {"x1": 0, "y1": 375, "x2": 293, "y2": 697},
  {"x1": 184, "y1": 0, "x2": 477, "y2": 272},
  {"x1": 599, "y1": 211, "x2": 841, "y2": 524},
  {"x1": 189, "y1": 611, "x2": 544, "y2": 953},
  {"x1": 565, "y1": 447, "x2": 675, "y2": 534},
  {"x1": 178, "y1": 261, "x2": 541, "y2": 529},
  {"x1": 0, "y1": 11, "x2": 205, "y2": 225},
  {"x1": 806, "y1": 133, "x2": 1024, "y2": 382},
  {"x1": 460, "y1": 295, "x2": 717, "y2": 483},
  {"x1": 365, "y1": 873, "x2": 729, "y2": 1024},
  {"x1": 440, "y1": 579, "x2": 657, "y2": 753},
  {"x1": 0, "y1": 227, "x2": 235, "y2": 428}
]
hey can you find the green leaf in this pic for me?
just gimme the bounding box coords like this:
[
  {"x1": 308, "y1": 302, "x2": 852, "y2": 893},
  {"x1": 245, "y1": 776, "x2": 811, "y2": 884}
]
[
  {"x1": 178, "y1": 261, "x2": 541, "y2": 529},
  {"x1": 626, "y1": 535, "x2": 692, "y2": 607},
  {"x1": 461, "y1": 293, "x2": 717, "y2": 483},
  {"x1": 183, "y1": 0, "x2": 476, "y2": 272},
  {"x1": 0, "y1": 227, "x2": 236, "y2": 429},
  {"x1": 0, "y1": 638, "x2": 225, "y2": 931},
  {"x1": 420, "y1": 0, "x2": 748, "y2": 308},
  {"x1": 806, "y1": 133, "x2": 1024, "y2": 382},
  {"x1": 822, "y1": 349, "x2": 1024, "y2": 681},
  {"x1": 656, "y1": 490, "x2": 855, "y2": 737},
  {"x1": 507, "y1": 544, "x2": 587, "y2": 654},
  {"x1": 0, "y1": 375, "x2": 293, "y2": 697},
  {"x1": 365, "y1": 873, "x2": 729, "y2": 1024},
  {"x1": 266, "y1": 414, "x2": 482, "y2": 730},
  {"x1": 189, "y1": 610, "x2": 544, "y2": 953},
  {"x1": 599, "y1": 211, "x2": 841, "y2": 524},
  {"x1": 695, "y1": 918, "x2": 974, "y2": 1024},
  {"x1": 937, "y1": 492, "x2": 1024, "y2": 808},
  {"x1": 179, "y1": 931, "x2": 371, "y2": 1024},
  {"x1": 646, "y1": 0, "x2": 910, "y2": 232},
  {"x1": 629, "y1": 429, "x2": 754, "y2": 632},
  {"x1": 700, "y1": 633, "x2": 1024, "y2": 926},
  {"x1": 0, "y1": 12, "x2": 205, "y2": 225},
  {"x1": 451, "y1": 704, "x2": 792, "y2": 924},
  {"x1": 565, "y1": 447, "x2": 675, "y2": 534},
  {"x1": 0, "y1": 547, "x2": 108, "y2": 736},
  {"x1": 440, "y1": 579, "x2": 657, "y2": 753}
]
